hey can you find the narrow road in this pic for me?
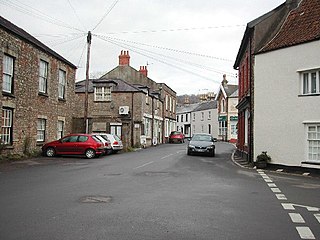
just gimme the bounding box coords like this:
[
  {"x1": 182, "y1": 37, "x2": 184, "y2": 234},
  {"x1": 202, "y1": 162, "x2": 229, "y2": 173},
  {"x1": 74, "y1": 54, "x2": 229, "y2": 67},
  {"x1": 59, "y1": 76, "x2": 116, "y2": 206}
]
[{"x1": 0, "y1": 142, "x2": 319, "y2": 240}]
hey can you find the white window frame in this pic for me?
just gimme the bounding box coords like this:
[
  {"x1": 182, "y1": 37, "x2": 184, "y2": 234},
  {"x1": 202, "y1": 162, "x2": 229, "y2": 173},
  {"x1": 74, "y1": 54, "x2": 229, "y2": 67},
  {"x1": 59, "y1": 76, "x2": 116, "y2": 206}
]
[
  {"x1": 300, "y1": 69, "x2": 320, "y2": 95},
  {"x1": 1, "y1": 108, "x2": 13, "y2": 145},
  {"x1": 208, "y1": 111, "x2": 211, "y2": 120},
  {"x1": 57, "y1": 120, "x2": 64, "y2": 139},
  {"x1": 144, "y1": 117, "x2": 151, "y2": 137},
  {"x1": 58, "y1": 69, "x2": 66, "y2": 99},
  {"x1": 219, "y1": 121, "x2": 227, "y2": 136},
  {"x1": 94, "y1": 86, "x2": 111, "y2": 101},
  {"x1": 201, "y1": 112, "x2": 204, "y2": 121},
  {"x1": 37, "y1": 119, "x2": 46, "y2": 142},
  {"x1": 39, "y1": 60, "x2": 48, "y2": 94},
  {"x1": 2, "y1": 54, "x2": 14, "y2": 94},
  {"x1": 165, "y1": 95, "x2": 168, "y2": 110},
  {"x1": 306, "y1": 124, "x2": 320, "y2": 163}
]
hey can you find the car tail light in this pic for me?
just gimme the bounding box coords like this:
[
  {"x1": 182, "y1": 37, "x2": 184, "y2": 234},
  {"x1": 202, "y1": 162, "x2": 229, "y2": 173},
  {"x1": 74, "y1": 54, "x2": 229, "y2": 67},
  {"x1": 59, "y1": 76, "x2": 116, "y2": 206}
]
[
  {"x1": 105, "y1": 142, "x2": 109, "y2": 147},
  {"x1": 113, "y1": 141, "x2": 118, "y2": 145}
]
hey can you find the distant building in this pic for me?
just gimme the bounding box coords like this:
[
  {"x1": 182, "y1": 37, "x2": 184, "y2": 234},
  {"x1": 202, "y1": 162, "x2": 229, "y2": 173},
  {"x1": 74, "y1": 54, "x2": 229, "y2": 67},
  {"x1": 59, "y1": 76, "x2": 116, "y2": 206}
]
[
  {"x1": 176, "y1": 100, "x2": 218, "y2": 139},
  {"x1": 215, "y1": 75, "x2": 238, "y2": 142},
  {"x1": 0, "y1": 16, "x2": 76, "y2": 155}
]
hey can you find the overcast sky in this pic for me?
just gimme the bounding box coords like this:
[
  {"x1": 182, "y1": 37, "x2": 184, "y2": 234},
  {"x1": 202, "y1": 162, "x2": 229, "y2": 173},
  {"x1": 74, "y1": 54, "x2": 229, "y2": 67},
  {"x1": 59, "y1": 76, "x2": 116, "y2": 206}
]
[{"x1": 1, "y1": 0, "x2": 284, "y2": 95}]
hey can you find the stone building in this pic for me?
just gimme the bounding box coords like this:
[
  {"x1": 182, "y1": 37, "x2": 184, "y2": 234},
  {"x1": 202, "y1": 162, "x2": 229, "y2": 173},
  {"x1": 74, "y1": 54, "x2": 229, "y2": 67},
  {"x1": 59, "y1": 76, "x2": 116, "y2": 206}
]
[
  {"x1": 0, "y1": 16, "x2": 77, "y2": 155},
  {"x1": 74, "y1": 51, "x2": 176, "y2": 149}
]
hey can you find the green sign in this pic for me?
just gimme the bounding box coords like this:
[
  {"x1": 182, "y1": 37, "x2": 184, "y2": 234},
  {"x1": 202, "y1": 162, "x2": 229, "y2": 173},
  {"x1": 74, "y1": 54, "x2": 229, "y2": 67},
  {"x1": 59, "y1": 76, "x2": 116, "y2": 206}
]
[
  {"x1": 230, "y1": 116, "x2": 238, "y2": 121},
  {"x1": 218, "y1": 116, "x2": 227, "y2": 121}
]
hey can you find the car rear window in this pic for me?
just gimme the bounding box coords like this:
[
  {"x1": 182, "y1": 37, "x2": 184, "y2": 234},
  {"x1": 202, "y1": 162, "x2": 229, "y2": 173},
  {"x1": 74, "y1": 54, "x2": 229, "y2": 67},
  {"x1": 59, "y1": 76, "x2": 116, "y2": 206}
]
[
  {"x1": 171, "y1": 131, "x2": 181, "y2": 135},
  {"x1": 78, "y1": 136, "x2": 88, "y2": 142},
  {"x1": 91, "y1": 136, "x2": 102, "y2": 143}
]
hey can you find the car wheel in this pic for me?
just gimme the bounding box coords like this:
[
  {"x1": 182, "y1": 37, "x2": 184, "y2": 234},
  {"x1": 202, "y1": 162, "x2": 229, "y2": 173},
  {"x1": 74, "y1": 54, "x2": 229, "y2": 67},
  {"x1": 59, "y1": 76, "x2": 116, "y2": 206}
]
[
  {"x1": 187, "y1": 150, "x2": 192, "y2": 156},
  {"x1": 211, "y1": 151, "x2": 215, "y2": 157},
  {"x1": 85, "y1": 149, "x2": 96, "y2": 159},
  {"x1": 45, "y1": 147, "x2": 55, "y2": 157}
]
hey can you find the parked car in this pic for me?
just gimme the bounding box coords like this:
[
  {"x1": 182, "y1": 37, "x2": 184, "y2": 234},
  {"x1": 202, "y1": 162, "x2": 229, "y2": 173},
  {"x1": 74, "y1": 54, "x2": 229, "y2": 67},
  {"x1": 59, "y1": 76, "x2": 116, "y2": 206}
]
[
  {"x1": 187, "y1": 133, "x2": 216, "y2": 157},
  {"x1": 42, "y1": 134, "x2": 105, "y2": 159},
  {"x1": 92, "y1": 134, "x2": 112, "y2": 154},
  {"x1": 93, "y1": 133, "x2": 123, "y2": 153},
  {"x1": 169, "y1": 131, "x2": 185, "y2": 143}
]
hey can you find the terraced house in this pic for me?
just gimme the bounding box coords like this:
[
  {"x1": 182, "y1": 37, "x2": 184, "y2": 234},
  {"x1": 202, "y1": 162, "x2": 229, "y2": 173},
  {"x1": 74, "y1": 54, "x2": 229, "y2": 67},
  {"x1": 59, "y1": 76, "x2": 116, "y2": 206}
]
[
  {"x1": 0, "y1": 16, "x2": 76, "y2": 155},
  {"x1": 74, "y1": 51, "x2": 176, "y2": 149}
]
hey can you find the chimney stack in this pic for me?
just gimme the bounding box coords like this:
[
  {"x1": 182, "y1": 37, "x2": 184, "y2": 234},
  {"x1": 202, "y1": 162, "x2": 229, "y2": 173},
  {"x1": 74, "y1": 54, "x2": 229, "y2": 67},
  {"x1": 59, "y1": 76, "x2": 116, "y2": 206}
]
[
  {"x1": 139, "y1": 66, "x2": 148, "y2": 77},
  {"x1": 222, "y1": 74, "x2": 228, "y2": 88},
  {"x1": 119, "y1": 50, "x2": 130, "y2": 66}
]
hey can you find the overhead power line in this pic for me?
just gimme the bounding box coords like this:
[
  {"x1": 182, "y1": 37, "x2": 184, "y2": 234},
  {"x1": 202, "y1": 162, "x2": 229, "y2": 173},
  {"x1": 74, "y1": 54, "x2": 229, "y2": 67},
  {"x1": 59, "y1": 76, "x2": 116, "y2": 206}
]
[
  {"x1": 0, "y1": 0, "x2": 84, "y2": 32},
  {"x1": 104, "y1": 24, "x2": 246, "y2": 35},
  {"x1": 96, "y1": 35, "x2": 236, "y2": 83},
  {"x1": 95, "y1": 34, "x2": 233, "y2": 62},
  {"x1": 92, "y1": 0, "x2": 120, "y2": 31},
  {"x1": 66, "y1": 0, "x2": 87, "y2": 31}
]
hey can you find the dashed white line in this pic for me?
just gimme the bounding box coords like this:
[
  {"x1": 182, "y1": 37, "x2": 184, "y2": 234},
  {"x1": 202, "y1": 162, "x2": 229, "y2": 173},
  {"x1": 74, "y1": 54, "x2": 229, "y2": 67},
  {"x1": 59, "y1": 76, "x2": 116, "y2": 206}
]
[
  {"x1": 296, "y1": 227, "x2": 315, "y2": 239},
  {"x1": 133, "y1": 161, "x2": 154, "y2": 169},
  {"x1": 161, "y1": 154, "x2": 173, "y2": 159},
  {"x1": 289, "y1": 213, "x2": 305, "y2": 223},
  {"x1": 282, "y1": 203, "x2": 296, "y2": 210},
  {"x1": 271, "y1": 188, "x2": 281, "y2": 193},
  {"x1": 264, "y1": 178, "x2": 273, "y2": 183},
  {"x1": 314, "y1": 214, "x2": 320, "y2": 224},
  {"x1": 276, "y1": 194, "x2": 287, "y2": 200},
  {"x1": 268, "y1": 183, "x2": 277, "y2": 187}
]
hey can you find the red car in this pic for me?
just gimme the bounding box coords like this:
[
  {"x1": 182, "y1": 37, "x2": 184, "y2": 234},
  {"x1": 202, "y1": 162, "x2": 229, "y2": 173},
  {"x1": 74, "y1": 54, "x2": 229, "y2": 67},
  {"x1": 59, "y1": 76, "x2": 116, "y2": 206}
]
[
  {"x1": 169, "y1": 131, "x2": 185, "y2": 143},
  {"x1": 42, "y1": 134, "x2": 105, "y2": 159}
]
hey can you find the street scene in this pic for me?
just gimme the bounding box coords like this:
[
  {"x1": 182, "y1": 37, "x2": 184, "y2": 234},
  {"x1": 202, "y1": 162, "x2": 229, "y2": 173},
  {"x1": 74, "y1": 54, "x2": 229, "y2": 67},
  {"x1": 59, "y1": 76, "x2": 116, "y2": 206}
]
[
  {"x1": 0, "y1": 143, "x2": 319, "y2": 240},
  {"x1": 1, "y1": 0, "x2": 320, "y2": 239}
]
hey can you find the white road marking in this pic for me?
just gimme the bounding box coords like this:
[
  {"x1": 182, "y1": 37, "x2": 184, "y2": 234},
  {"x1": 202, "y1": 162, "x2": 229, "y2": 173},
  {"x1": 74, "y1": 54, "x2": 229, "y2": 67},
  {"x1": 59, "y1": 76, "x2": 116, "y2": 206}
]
[
  {"x1": 271, "y1": 188, "x2": 281, "y2": 193},
  {"x1": 133, "y1": 161, "x2": 154, "y2": 169},
  {"x1": 264, "y1": 178, "x2": 273, "y2": 183},
  {"x1": 276, "y1": 194, "x2": 287, "y2": 200},
  {"x1": 314, "y1": 214, "x2": 320, "y2": 224},
  {"x1": 303, "y1": 173, "x2": 310, "y2": 176},
  {"x1": 282, "y1": 203, "x2": 295, "y2": 210},
  {"x1": 296, "y1": 227, "x2": 315, "y2": 239},
  {"x1": 161, "y1": 154, "x2": 173, "y2": 159},
  {"x1": 289, "y1": 213, "x2": 305, "y2": 223},
  {"x1": 268, "y1": 183, "x2": 277, "y2": 187},
  {"x1": 276, "y1": 169, "x2": 284, "y2": 172}
]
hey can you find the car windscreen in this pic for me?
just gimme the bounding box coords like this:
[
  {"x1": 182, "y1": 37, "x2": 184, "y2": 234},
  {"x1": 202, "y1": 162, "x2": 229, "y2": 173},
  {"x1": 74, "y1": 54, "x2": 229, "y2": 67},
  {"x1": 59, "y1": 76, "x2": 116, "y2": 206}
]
[{"x1": 192, "y1": 135, "x2": 212, "y2": 142}]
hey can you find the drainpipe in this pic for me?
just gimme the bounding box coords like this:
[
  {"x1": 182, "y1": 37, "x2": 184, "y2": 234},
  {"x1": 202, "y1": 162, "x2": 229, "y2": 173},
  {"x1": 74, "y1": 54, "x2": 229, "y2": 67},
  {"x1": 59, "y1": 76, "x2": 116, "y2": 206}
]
[
  {"x1": 131, "y1": 92, "x2": 134, "y2": 147},
  {"x1": 151, "y1": 95, "x2": 154, "y2": 146},
  {"x1": 249, "y1": 35, "x2": 253, "y2": 163}
]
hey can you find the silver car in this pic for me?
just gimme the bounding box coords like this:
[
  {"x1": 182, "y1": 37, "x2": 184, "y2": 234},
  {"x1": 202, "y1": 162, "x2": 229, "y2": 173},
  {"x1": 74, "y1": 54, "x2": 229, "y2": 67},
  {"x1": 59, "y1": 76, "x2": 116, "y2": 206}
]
[{"x1": 93, "y1": 133, "x2": 123, "y2": 154}]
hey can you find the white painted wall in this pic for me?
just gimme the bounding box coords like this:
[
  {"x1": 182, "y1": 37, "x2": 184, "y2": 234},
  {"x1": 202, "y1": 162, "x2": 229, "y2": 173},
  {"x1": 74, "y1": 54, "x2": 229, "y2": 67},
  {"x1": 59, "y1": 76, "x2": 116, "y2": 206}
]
[
  {"x1": 192, "y1": 109, "x2": 219, "y2": 139},
  {"x1": 254, "y1": 40, "x2": 320, "y2": 168}
]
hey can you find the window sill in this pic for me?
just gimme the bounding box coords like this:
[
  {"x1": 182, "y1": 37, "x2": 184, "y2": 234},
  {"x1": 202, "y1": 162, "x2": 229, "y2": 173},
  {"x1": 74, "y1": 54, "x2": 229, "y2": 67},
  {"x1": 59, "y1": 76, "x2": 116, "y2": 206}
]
[
  {"x1": 2, "y1": 92, "x2": 15, "y2": 98},
  {"x1": 298, "y1": 93, "x2": 320, "y2": 97},
  {"x1": 301, "y1": 161, "x2": 320, "y2": 166},
  {"x1": 38, "y1": 92, "x2": 48, "y2": 97}
]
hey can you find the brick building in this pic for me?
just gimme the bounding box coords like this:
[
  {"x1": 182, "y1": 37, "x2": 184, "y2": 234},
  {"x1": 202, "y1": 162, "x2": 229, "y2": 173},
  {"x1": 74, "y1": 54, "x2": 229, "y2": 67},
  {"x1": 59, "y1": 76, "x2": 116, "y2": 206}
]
[
  {"x1": 74, "y1": 51, "x2": 176, "y2": 149},
  {"x1": 0, "y1": 16, "x2": 77, "y2": 155}
]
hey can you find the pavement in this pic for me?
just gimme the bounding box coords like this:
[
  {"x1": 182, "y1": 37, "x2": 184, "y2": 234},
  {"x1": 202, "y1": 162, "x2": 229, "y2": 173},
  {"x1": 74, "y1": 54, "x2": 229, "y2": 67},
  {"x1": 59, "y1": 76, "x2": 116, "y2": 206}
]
[{"x1": 232, "y1": 150, "x2": 320, "y2": 178}]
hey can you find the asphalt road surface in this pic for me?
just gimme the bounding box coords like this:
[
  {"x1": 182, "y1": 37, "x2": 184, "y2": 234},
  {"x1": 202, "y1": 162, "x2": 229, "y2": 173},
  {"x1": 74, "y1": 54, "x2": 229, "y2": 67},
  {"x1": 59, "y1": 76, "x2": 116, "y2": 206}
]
[{"x1": 0, "y1": 142, "x2": 319, "y2": 240}]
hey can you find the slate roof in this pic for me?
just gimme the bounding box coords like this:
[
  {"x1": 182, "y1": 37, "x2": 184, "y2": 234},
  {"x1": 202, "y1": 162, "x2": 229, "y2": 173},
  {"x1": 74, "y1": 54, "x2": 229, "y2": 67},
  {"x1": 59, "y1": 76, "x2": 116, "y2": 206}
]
[
  {"x1": 260, "y1": 0, "x2": 320, "y2": 53},
  {"x1": 0, "y1": 16, "x2": 76, "y2": 69},
  {"x1": 193, "y1": 100, "x2": 217, "y2": 112},
  {"x1": 224, "y1": 85, "x2": 238, "y2": 97},
  {"x1": 75, "y1": 78, "x2": 143, "y2": 93},
  {"x1": 176, "y1": 103, "x2": 200, "y2": 114}
]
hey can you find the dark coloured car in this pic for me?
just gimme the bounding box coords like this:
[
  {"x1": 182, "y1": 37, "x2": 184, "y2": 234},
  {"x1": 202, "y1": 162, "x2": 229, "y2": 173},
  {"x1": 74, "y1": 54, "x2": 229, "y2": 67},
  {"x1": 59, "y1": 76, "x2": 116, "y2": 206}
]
[
  {"x1": 169, "y1": 131, "x2": 185, "y2": 143},
  {"x1": 187, "y1": 133, "x2": 216, "y2": 157},
  {"x1": 42, "y1": 134, "x2": 105, "y2": 159}
]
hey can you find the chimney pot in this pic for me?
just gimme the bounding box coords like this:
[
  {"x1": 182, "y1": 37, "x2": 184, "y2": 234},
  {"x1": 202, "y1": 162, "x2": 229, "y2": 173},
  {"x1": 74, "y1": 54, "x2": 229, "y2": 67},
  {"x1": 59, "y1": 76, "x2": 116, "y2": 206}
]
[{"x1": 119, "y1": 50, "x2": 130, "y2": 66}]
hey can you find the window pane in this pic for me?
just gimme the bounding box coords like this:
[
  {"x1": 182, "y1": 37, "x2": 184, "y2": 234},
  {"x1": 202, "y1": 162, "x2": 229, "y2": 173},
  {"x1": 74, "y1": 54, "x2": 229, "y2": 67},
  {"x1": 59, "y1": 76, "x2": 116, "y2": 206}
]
[
  {"x1": 39, "y1": 60, "x2": 48, "y2": 93},
  {"x1": 58, "y1": 69, "x2": 66, "y2": 98},
  {"x1": 3, "y1": 55, "x2": 14, "y2": 93},
  {"x1": 303, "y1": 73, "x2": 309, "y2": 94},
  {"x1": 311, "y1": 72, "x2": 317, "y2": 93}
]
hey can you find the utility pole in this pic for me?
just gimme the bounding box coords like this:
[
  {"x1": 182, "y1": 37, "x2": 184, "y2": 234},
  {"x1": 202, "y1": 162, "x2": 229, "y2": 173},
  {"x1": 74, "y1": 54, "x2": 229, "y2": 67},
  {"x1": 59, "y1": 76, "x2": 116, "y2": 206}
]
[{"x1": 84, "y1": 31, "x2": 92, "y2": 134}]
